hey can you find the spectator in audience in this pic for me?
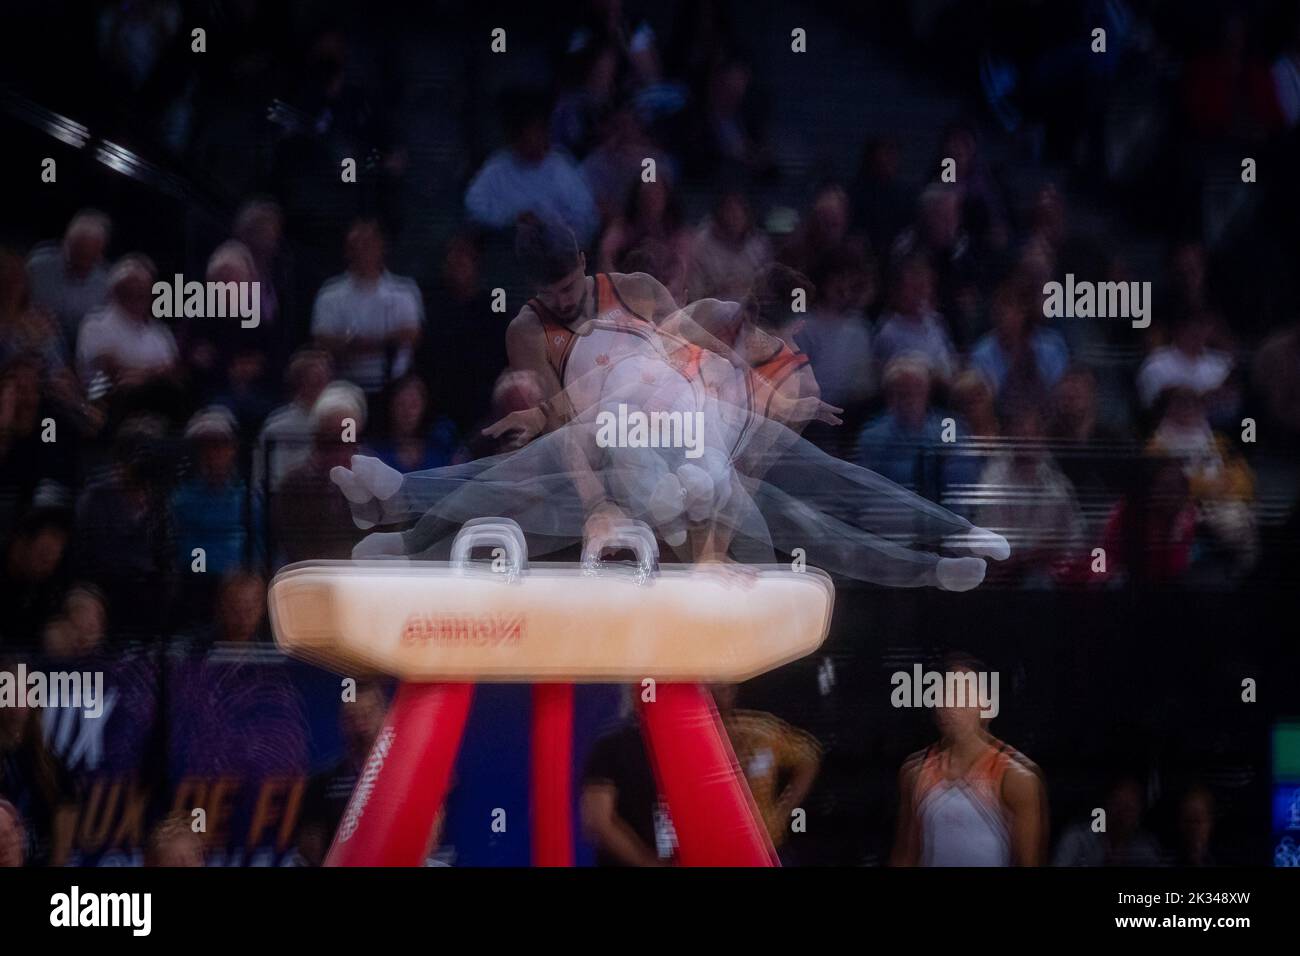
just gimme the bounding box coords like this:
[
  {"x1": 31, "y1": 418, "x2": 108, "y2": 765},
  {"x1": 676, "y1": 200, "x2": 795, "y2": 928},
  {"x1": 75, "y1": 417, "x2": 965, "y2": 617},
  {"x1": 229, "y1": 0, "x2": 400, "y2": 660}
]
[
  {"x1": 551, "y1": 40, "x2": 618, "y2": 159},
  {"x1": 26, "y1": 210, "x2": 111, "y2": 349},
  {"x1": 177, "y1": 569, "x2": 267, "y2": 648},
  {"x1": 255, "y1": 348, "x2": 333, "y2": 491},
  {"x1": 0, "y1": 797, "x2": 24, "y2": 867},
  {"x1": 72, "y1": 415, "x2": 176, "y2": 636},
  {"x1": 970, "y1": 279, "x2": 1070, "y2": 409},
  {"x1": 144, "y1": 813, "x2": 206, "y2": 867},
  {"x1": 0, "y1": 251, "x2": 71, "y2": 379},
  {"x1": 1052, "y1": 776, "x2": 1164, "y2": 866},
  {"x1": 622, "y1": 17, "x2": 689, "y2": 141},
  {"x1": 370, "y1": 375, "x2": 458, "y2": 473},
  {"x1": 932, "y1": 121, "x2": 1009, "y2": 253},
  {"x1": 874, "y1": 254, "x2": 957, "y2": 384},
  {"x1": 0, "y1": 353, "x2": 78, "y2": 535},
  {"x1": 850, "y1": 136, "x2": 913, "y2": 254},
  {"x1": 297, "y1": 680, "x2": 389, "y2": 866},
  {"x1": 973, "y1": 402, "x2": 1086, "y2": 587},
  {"x1": 75, "y1": 255, "x2": 178, "y2": 395},
  {"x1": 1047, "y1": 365, "x2": 1130, "y2": 491},
  {"x1": 598, "y1": 177, "x2": 691, "y2": 276},
  {"x1": 311, "y1": 220, "x2": 423, "y2": 398},
  {"x1": 778, "y1": 182, "x2": 862, "y2": 279},
  {"x1": 1148, "y1": 387, "x2": 1256, "y2": 575},
  {"x1": 1021, "y1": 184, "x2": 1111, "y2": 336},
  {"x1": 945, "y1": 369, "x2": 999, "y2": 498},
  {"x1": 1181, "y1": 10, "x2": 1281, "y2": 143},
  {"x1": 581, "y1": 718, "x2": 674, "y2": 866},
  {"x1": 619, "y1": 239, "x2": 689, "y2": 309},
  {"x1": 1097, "y1": 455, "x2": 1198, "y2": 587},
  {"x1": 232, "y1": 198, "x2": 289, "y2": 344},
  {"x1": 783, "y1": 244, "x2": 876, "y2": 413},
  {"x1": 710, "y1": 683, "x2": 821, "y2": 858},
  {"x1": 210, "y1": 570, "x2": 268, "y2": 644},
  {"x1": 1049, "y1": 365, "x2": 1105, "y2": 443},
  {"x1": 464, "y1": 88, "x2": 600, "y2": 246},
  {"x1": 1, "y1": 257, "x2": 97, "y2": 441},
  {"x1": 951, "y1": 369, "x2": 999, "y2": 439},
  {"x1": 694, "y1": 56, "x2": 771, "y2": 176},
  {"x1": 687, "y1": 188, "x2": 772, "y2": 302},
  {"x1": 183, "y1": 241, "x2": 277, "y2": 431},
  {"x1": 1251, "y1": 316, "x2": 1300, "y2": 446},
  {"x1": 171, "y1": 407, "x2": 261, "y2": 615},
  {"x1": 272, "y1": 382, "x2": 368, "y2": 564},
  {"x1": 0, "y1": 506, "x2": 72, "y2": 647},
  {"x1": 1148, "y1": 388, "x2": 1253, "y2": 502},
  {"x1": 1173, "y1": 783, "x2": 1217, "y2": 866},
  {"x1": 0, "y1": 680, "x2": 77, "y2": 866},
  {"x1": 1273, "y1": 15, "x2": 1300, "y2": 129},
  {"x1": 856, "y1": 356, "x2": 954, "y2": 500},
  {"x1": 891, "y1": 184, "x2": 981, "y2": 345},
  {"x1": 461, "y1": 369, "x2": 548, "y2": 461},
  {"x1": 53, "y1": 584, "x2": 107, "y2": 659},
  {"x1": 582, "y1": 107, "x2": 672, "y2": 223},
  {"x1": 421, "y1": 233, "x2": 505, "y2": 432},
  {"x1": 1137, "y1": 310, "x2": 1237, "y2": 420},
  {"x1": 1158, "y1": 239, "x2": 1214, "y2": 326}
]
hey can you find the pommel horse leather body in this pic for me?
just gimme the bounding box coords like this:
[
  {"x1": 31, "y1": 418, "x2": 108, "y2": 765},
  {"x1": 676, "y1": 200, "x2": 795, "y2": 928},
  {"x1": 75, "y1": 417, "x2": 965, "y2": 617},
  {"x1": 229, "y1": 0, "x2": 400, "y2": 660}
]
[{"x1": 267, "y1": 519, "x2": 834, "y2": 867}]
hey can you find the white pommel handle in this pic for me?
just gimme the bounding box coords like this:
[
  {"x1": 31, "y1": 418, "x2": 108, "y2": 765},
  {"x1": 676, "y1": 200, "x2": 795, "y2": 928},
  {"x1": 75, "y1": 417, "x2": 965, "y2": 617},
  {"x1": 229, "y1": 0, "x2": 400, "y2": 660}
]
[
  {"x1": 581, "y1": 519, "x2": 660, "y2": 584},
  {"x1": 450, "y1": 517, "x2": 528, "y2": 581}
]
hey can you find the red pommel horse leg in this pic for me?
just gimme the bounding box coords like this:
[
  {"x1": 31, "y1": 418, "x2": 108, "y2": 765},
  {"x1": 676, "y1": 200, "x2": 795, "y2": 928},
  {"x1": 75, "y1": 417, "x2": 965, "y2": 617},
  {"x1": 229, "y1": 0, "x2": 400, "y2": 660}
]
[
  {"x1": 531, "y1": 683, "x2": 574, "y2": 866},
  {"x1": 325, "y1": 682, "x2": 474, "y2": 867},
  {"x1": 638, "y1": 682, "x2": 778, "y2": 867}
]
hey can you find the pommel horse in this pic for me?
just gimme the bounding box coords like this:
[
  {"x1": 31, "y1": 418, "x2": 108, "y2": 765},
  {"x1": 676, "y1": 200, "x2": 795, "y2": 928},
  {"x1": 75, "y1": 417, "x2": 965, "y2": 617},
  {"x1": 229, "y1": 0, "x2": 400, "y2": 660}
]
[{"x1": 268, "y1": 518, "x2": 834, "y2": 866}]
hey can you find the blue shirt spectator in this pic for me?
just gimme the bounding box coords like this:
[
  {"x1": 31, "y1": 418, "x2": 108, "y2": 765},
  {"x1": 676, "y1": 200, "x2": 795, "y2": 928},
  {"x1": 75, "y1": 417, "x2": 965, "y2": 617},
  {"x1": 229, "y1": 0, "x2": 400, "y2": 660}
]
[
  {"x1": 170, "y1": 408, "x2": 261, "y2": 575},
  {"x1": 465, "y1": 91, "x2": 598, "y2": 246},
  {"x1": 970, "y1": 281, "x2": 1070, "y2": 404}
]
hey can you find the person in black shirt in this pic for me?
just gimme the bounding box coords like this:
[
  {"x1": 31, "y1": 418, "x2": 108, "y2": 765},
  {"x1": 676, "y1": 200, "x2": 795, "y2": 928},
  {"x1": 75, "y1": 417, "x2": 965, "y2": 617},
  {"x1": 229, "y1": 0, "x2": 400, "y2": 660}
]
[
  {"x1": 580, "y1": 718, "x2": 674, "y2": 867},
  {"x1": 296, "y1": 680, "x2": 389, "y2": 866},
  {"x1": 0, "y1": 684, "x2": 78, "y2": 866}
]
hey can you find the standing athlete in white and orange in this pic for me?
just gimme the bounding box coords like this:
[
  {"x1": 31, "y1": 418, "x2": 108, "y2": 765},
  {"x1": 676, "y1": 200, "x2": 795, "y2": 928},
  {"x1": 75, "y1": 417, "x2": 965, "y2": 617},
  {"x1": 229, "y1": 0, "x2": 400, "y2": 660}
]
[{"x1": 891, "y1": 654, "x2": 1048, "y2": 866}]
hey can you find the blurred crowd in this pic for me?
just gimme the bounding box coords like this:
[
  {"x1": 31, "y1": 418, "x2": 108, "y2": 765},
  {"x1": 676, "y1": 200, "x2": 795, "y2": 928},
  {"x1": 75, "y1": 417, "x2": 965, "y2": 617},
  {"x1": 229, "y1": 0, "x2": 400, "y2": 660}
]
[
  {"x1": 5, "y1": 1, "x2": 1300, "y2": 651},
  {"x1": 0, "y1": 0, "x2": 1296, "y2": 867}
]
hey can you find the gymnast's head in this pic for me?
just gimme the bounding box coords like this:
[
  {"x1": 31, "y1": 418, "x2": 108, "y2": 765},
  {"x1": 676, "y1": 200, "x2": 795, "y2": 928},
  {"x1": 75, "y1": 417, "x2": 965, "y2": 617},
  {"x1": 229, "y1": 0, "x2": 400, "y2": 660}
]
[{"x1": 516, "y1": 212, "x2": 586, "y2": 322}]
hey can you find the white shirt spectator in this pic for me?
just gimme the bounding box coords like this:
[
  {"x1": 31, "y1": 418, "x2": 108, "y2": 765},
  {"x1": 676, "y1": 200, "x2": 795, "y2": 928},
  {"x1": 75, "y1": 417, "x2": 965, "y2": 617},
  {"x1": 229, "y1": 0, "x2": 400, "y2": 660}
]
[
  {"x1": 465, "y1": 149, "x2": 599, "y2": 246},
  {"x1": 75, "y1": 304, "x2": 177, "y2": 378},
  {"x1": 1136, "y1": 346, "x2": 1233, "y2": 408},
  {"x1": 311, "y1": 271, "x2": 423, "y2": 394}
]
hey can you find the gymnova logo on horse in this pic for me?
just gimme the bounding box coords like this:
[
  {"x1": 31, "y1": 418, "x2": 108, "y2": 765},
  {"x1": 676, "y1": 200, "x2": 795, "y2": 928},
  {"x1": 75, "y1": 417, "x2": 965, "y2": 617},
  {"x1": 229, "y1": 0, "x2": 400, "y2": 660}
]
[
  {"x1": 0, "y1": 663, "x2": 104, "y2": 718},
  {"x1": 595, "y1": 403, "x2": 705, "y2": 459},
  {"x1": 401, "y1": 613, "x2": 524, "y2": 646},
  {"x1": 890, "y1": 665, "x2": 1000, "y2": 719}
]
